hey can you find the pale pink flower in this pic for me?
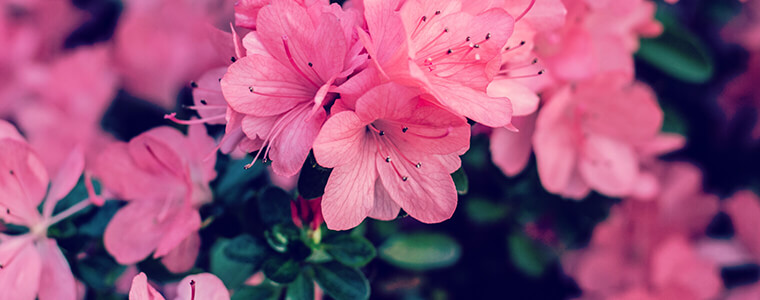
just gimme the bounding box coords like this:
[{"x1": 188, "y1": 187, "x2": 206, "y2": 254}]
[
  {"x1": 0, "y1": 120, "x2": 97, "y2": 300},
  {"x1": 358, "y1": 0, "x2": 517, "y2": 127},
  {"x1": 129, "y1": 272, "x2": 229, "y2": 300},
  {"x1": 93, "y1": 125, "x2": 216, "y2": 273},
  {"x1": 113, "y1": 0, "x2": 233, "y2": 108},
  {"x1": 532, "y1": 75, "x2": 663, "y2": 199},
  {"x1": 313, "y1": 83, "x2": 470, "y2": 230},
  {"x1": 222, "y1": 0, "x2": 360, "y2": 177},
  {"x1": 562, "y1": 164, "x2": 721, "y2": 299}
]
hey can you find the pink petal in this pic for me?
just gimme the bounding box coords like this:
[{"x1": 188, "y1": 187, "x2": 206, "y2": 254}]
[
  {"x1": 268, "y1": 105, "x2": 327, "y2": 177},
  {"x1": 368, "y1": 179, "x2": 401, "y2": 220},
  {"x1": 154, "y1": 208, "x2": 201, "y2": 259},
  {"x1": 320, "y1": 135, "x2": 377, "y2": 231},
  {"x1": 361, "y1": 0, "x2": 410, "y2": 74},
  {"x1": 725, "y1": 191, "x2": 760, "y2": 258},
  {"x1": 313, "y1": 111, "x2": 369, "y2": 168},
  {"x1": 533, "y1": 123, "x2": 577, "y2": 195},
  {"x1": 221, "y1": 55, "x2": 313, "y2": 117},
  {"x1": 0, "y1": 140, "x2": 48, "y2": 226},
  {"x1": 43, "y1": 147, "x2": 85, "y2": 219},
  {"x1": 175, "y1": 273, "x2": 230, "y2": 300},
  {"x1": 487, "y1": 79, "x2": 539, "y2": 117},
  {"x1": 427, "y1": 76, "x2": 513, "y2": 128},
  {"x1": 104, "y1": 200, "x2": 174, "y2": 265},
  {"x1": 0, "y1": 235, "x2": 41, "y2": 300},
  {"x1": 191, "y1": 67, "x2": 230, "y2": 125},
  {"x1": 36, "y1": 239, "x2": 77, "y2": 300},
  {"x1": 92, "y1": 142, "x2": 174, "y2": 201},
  {"x1": 161, "y1": 233, "x2": 201, "y2": 274},
  {"x1": 128, "y1": 273, "x2": 165, "y2": 300},
  {"x1": 578, "y1": 135, "x2": 638, "y2": 197},
  {"x1": 0, "y1": 120, "x2": 23, "y2": 141},
  {"x1": 490, "y1": 114, "x2": 536, "y2": 177}
]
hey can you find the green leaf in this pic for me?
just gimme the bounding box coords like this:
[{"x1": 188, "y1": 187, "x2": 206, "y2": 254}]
[
  {"x1": 297, "y1": 153, "x2": 332, "y2": 199},
  {"x1": 77, "y1": 256, "x2": 126, "y2": 291},
  {"x1": 637, "y1": 6, "x2": 713, "y2": 83},
  {"x1": 265, "y1": 223, "x2": 301, "y2": 253},
  {"x1": 286, "y1": 273, "x2": 315, "y2": 300},
  {"x1": 313, "y1": 262, "x2": 370, "y2": 300},
  {"x1": 224, "y1": 234, "x2": 270, "y2": 269},
  {"x1": 79, "y1": 201, "x2": 121, "y2": 237},
  {"x1": 452, "y1": 167, "x2": 468, "y2": 195},
  {"x1": 379, "y1": 233, "x2": 461, "y2": 271},
  {"x1": 323, "y1": 235, "x2": 376, "y2": 267},
  {"x1": 211, "y1": 239, "x2": 256, "y2": 289},
  {"x1": 232, "y1": 285, "x2": 283, "y2": 300},
  {"x1": 465, "y1": 198, "x2": 509, "y2": 225},
  {"x1": 215, "y1": 158, "x2": 265, "y2": 205},
  {"x1": 259, "y1": 186, "x2": 293, "y2": 227},
  {"x1": 262, "y1": 255, "x2": 301, "y2": 284},
  {"x1": 507, "y1": 233, "x2": 553, "y2": 277}
]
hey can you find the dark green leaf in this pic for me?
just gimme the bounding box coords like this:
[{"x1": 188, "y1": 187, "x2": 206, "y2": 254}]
[
  {"x1": 216, "y1": 158, "x2": 265, "y2": 205},
  {"x1": 313, "y1": 262, "x2": 370, "y2": 300},
  {"x1": 79, "y1": 201, "x2": 122, "y2": 237},
  {"x1": 263, "y1": 255, "x2": 301, "y2": 284},
  {"x1": 286, "y1": 273, "x2": 315, "y2": 300},
  {"x1": 211, "y1": 239, "x2": 256, "y2": 288},
  {"x1": 637, "y1": 6, "x2": 713, "y2": 83},
  {"x1": 297, "y1": 153, "x2": 332, "y2": 199},
  {"x1": 265, "y1": 223, "x2": 301, "y2": 253},
  {"x1": 77, "y1": 256, "x2": 125, "y2": 291},
  {"x1": 323, "y1": 235, "x2": 376, "y2": 267},
  {"x1": 452, "y1": 167, "x2": 468, "y2": 195},
  {"x1": 465, "y1": 198, "x2": 509, "y2": 225},
  {"x1": 258, "y1": 186, "x2": 293, "y2": 227},
  {"x1": 224, "y1": 234, "x2": 270, "y2": 269},
  {"x1": 232, "y1": 285, "x2": 283, "y2": 300},
  {"x1": 507, "y1": 233, "x2": 553, "y2": 277},
  {"x1": 379, "y1": 233, "x2": 461, "y2": 271}
]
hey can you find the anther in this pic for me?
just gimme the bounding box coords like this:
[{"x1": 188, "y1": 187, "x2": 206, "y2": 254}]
[
  {"x1": 402, "y1": 176, "x2": 408, "y2": 182},
  {"x1": 8, "y1": 170, "x2": 13, "y2": 175},
  {"x1": 379, "y1": 131, "x2": 385, "y2": 136},
  {"x1": 435, "y1": 10, "x2": 441, "y2": 15},
  {"x1": 200, "y1": 100, "x2": 207, "y2": 105},
  {"x1": 385, "y1": 157, "x2": 392, "y2": 163},
  {"x1": 190, "y1": 81, "x2": 198, "y2": 88},
  {"x1": 249, "y1": 86, "x2": 254, "y2": 93},
  {"x1": 443, "y1": 27, "x2": 449, "y2": 33},
  {"x1": 415, "y1": 163, "x2": 422, "y2": 168},
  {"x1": 447, "y1": 49, "x2": 453, "y2": 54},
  {"x1": 520, "y1": 41, "x2": 526, "y2": 45},
  {"x1": 473, "y1": 44, "x2": 480, "y2": 48},
  {"x1": 466, "y1": 36, "x2": 471, "y2": 41},
  {"x1": 402, "y1": 127, "x2": 409, "y2": 133},
  {"x1": 485, "y1": 33, "x2": 492, "y2": 40},
  {"x1": 231, "y1": 56, "x2": 237, "y2": 63},
  {"x1": 537, "y1": 70, "x2": 545, "y2": 75},
  {"x1": 421, "y1": 16, "x2": 427, "y2": 22},
  {"x1": 218, "y1": 78, "x2": 222, "y2": 82},
  {"x1": 308, "y1": 62, "x2": 313, "y2": 67},
  {"x1": 532, "y1": 58, "x2": 539, "y2": 64}
]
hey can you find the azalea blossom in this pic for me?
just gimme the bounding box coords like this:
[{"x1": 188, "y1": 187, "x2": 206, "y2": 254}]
[
  {"x1": 532, "y1": 75, "x2": 664, "y2": 199},
  {"x1": 129, "y1": 272, "x2": 229, "y2": 300},
  {"x1": 0, "y1": 120, "x2": 97, "y2": 300},
  {"x1": 313, "y1": 83, "x2": 470, "y2": 230},
  {"x1": 357, "y1": 0, "x2": 516, "y2": 127},
  {"x1": 93, "y1": 125, "x2": 217, "y2": 273},
  {"x1": 221, "y1": 0, "x2": 362, "y2": 177}
]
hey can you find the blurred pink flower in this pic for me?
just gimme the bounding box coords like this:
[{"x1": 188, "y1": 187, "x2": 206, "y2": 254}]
[
  {"x1": 113, "y1": 0, "x2": 233, "y2": 108},
  {"x1": 719, "y1": 54, "x2": 760, "y2": 139},
  {"x1": 129, "y1": 272, "x2": 229, "y2": 300},
  {"x1": 0, "y1": 121, "x2": 96, "y2": 300},
  {"x1": 532, "y1": 75, "x2": 663, "y2": 199},
  {"x1": 563, "y1": 163, "x2": 721, "y2": 299},
  {"x1": 313, "y1": 83, "x2": 470, "y2": 230},
  {"x1": 93, "y1": 125, "x2": 216, "y2": 273},
  {"x1": 222, "y1": 0, "x2": 358, "y2": 177},
  {"x1": 359, "y1": 0, "x2": 516, "y2": 127}
]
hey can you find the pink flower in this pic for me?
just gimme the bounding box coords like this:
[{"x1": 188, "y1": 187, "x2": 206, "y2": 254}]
[
  {"x1": 562, "y1": 163, "x2": 722, "y2": 299},
  {"x1": 532, "y1": 75, "x2": 663, "y2": 199},
  {"x1": 113, "y1": 0, "x2": 233, "y2": 108},
  {"x1": 358, "y1": 0, "x2": 517, "y2": 127},
  {"x1": 490, "y1": 114, "x2": 537, "y2": 177},
  {"x1": 313, "y1": 83, "x2": 470, "y2": 230},
  {"x1": 93, "y1": 125, "x2": 216, "y2": 273},
  {"x1": 719, "y1": 54, "x2": 760, "y2": 139},
  {"x1": 221, "y1": 0, "x2": 359, "y2": 176},
  {"x1": 291, "y1": 196, "x2": 323, "y2": 231},
  {"x1": 14, "y1": 46, "x2": 117, "y2": 175},
  {"x1": 535, "y1": 0, "x2": 661, "y2": 82},
  {"x1": 0, "y1": 120, "x2": 96, "y2": 300},
  {"x1": 129, "y1": 272, "x2": 230, "y2": 300}
]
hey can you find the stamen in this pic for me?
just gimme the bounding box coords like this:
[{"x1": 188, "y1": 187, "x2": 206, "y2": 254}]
[
  {"x1": 230, "y1": 56, "x2": 237, "y2": 63},
  {"x1": 200, "y1": 100, "x2": 207, "y2": 105},
  {"x1": 515, "y1": 0, "x2": 537, "y2": 23},
  {"x1": 505, "y1": 41, "x2": 527, "y2": 51},
  {"x1": 505, "y1": 70, "x2": 545, "y2": 79},
  {"x1": 190, "y1": 280, "x2": 196, "y2": 300},
  {"x1": 164, "y1": 113, "x2": 225, "y2": 125},
  {"x1": 281, "y1": 36, "x2": 319, "y2": 88},
  {"x1": 190, "y1": 81, "x2": 198, "y2": 88},
  {"x1": 402, "y1": 127, "x2": 409, "y2": 133}
]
